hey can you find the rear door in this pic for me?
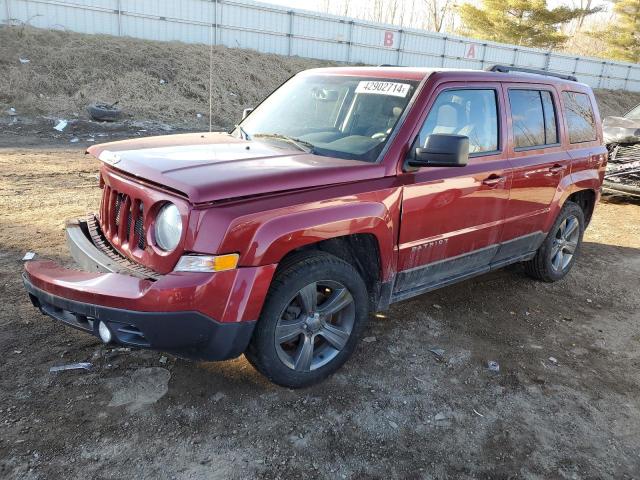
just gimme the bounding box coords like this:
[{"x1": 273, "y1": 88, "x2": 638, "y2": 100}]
[
  {"x1": 394, "y1": 83, "x2": 512, "y2": 300},
  {"x1": 498, "y1": 84, "x2": 571, "y2": 261}
]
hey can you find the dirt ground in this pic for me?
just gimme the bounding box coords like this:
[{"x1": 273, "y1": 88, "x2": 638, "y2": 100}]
[{"x1": 0, "y1": 136, "x2": 639, "y2": 479}]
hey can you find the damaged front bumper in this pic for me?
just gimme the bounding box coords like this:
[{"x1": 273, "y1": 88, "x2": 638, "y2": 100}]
[{"x1": 22, "y1": 218, "x2": 275, "y2": 360}]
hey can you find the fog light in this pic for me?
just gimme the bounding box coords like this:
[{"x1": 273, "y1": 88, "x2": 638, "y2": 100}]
[{"x1": 98, "y1": 321, "x2": 113, "y2": 344}]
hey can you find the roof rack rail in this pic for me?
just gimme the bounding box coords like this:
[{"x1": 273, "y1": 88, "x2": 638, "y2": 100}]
[
  {"x1": 486, "y1": 64, "x2": 578, "y2": 82},
  {"x1": 377, "y1": 64, "x2": 398, "y2": 67}
]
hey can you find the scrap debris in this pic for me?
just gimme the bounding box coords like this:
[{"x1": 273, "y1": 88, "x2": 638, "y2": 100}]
[
  {"x1": 53, "y1": 119, "x2": 68, "y2": 132},
  {"x1": 50, "y1": 362, "x2": 93, "y2": 373},
  {"x1": 605, "y1": 143, "x2": 640, "y2": 195}
]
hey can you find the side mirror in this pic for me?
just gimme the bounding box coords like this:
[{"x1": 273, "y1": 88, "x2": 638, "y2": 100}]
[
  {"x1": 408, "y1": 134, "x2": 469, "y2": 168},
  {"x1": 242, "y1": 108, "x2": 253, "y2": 120}
]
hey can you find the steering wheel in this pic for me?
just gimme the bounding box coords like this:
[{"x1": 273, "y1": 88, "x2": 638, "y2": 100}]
[{"x1": 371, "y1": 129, "x2": 391, "y2": 140}]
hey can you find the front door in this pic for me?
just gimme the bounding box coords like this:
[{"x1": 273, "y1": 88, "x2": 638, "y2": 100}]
[{"x1": 394, "y1": 84, "x2": 511, "y2": 301}]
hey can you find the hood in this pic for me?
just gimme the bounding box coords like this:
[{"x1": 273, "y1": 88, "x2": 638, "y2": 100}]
[
  {"x1": 603, "y1": 116, "x2": 640, "y2": 145},
  {"x1": 87, "y1": 132, "x2": 386, "y2": 203}
]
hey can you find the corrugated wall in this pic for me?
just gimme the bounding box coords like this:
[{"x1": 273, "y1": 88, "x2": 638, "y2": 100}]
[{"x1": 2, "y1": 0, "x2": 639, "y2": 91}]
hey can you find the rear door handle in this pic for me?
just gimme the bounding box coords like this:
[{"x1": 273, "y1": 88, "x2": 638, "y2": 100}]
[
  {"x1": 482, "y1": 174, "x2": 505, "y2": 187},
  {"x1": 548, "y1": 164, "x2": 566, "y2": 175}
]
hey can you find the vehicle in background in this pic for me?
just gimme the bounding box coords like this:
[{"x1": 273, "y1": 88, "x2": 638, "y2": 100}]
[
  {"x1": 23, "y1": 65, "x2": 606, "y2": 388},
  {"x1": 602, "y1": 103, "x2": 640, "y2": 196}
]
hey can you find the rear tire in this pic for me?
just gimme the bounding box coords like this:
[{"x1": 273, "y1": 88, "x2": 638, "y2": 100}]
[
  {"x1": 524, "y1": 201, "x2": 585, "y2": 282},
  {"x1": 246, "y1": 252, "x2": 369, "y2": 388}
]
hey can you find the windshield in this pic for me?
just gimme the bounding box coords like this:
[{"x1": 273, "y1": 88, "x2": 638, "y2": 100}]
[
  {"x1": 626, "y1": 103, "x2": 640, "y2": 120},
  {"x1": 233, "y1": 74, "x2": 418, "y2": 162}
]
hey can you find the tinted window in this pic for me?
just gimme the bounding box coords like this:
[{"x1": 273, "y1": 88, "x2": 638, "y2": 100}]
[
  {"x1": 563, "y1": 92, "x2": 597, "y2": 143},
  {"x1": 509, "y1": 90, "x2": 559, "y2": 148},
  {"x1": 419, "y1": 89, "x2": 498, "y2": 154},
  {"x1": 541, "y1": 91, "x2": 558, "y2": 144}
]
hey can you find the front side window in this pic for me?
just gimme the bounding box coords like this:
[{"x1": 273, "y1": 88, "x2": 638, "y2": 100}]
[
  {"x1": 562, "y1": 91, "x2": 597, "y2": 143},
  {"x1": 235, "y1": 74, "x2": 418, "y2": 162},
  {"x1": 418, "y1": 89, "x2": 499, "y2": 154},
  {"x1": 509, "y1": 89, "x2": 559, "y2": 149}
]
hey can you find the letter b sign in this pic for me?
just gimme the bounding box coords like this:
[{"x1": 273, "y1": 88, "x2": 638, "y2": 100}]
[{"x1": 384, "y1": 31, "x2": 394, "y2": 47}]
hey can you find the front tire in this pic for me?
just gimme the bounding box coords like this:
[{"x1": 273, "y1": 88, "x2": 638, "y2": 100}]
[
  {"x1": 524, "y1": 201, "x2": 585, "y2": 282},
  {"x1": 246, "y1": 252, "x2": 369, "y2": 388}
]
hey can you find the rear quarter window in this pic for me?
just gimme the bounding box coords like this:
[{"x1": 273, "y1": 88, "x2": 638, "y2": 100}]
[{"x1": 562, "y1": 92, "x2": 597, "y2": 143}]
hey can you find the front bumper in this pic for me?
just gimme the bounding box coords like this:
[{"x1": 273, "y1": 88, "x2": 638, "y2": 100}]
[
  {"x1": 22, "y1": 218, "x2": 276, "y2": 360},
  {"x1": 24, "y1": 274, "x2": 255, "y2": 360}
]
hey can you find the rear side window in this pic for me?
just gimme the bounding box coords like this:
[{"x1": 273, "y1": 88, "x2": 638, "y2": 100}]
[
  {"x1": 541, "y1": 91, "x2": 558, "y2": 144},
  {"x1": 418, "y1": 89, "x2": 499, "y2": 154},
  {"x1": 508, "y1": 89, "x2": 559, "y2": 149},
  {"x1": 562, "y1": 92, "x2": 597, "y2": 143}
]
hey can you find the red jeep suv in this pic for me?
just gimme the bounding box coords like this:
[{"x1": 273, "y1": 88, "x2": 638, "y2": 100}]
[{"x1": 23, "y1": 66, "x2": 606, "y2": 387}]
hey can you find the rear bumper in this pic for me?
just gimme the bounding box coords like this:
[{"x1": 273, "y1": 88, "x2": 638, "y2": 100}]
[
  {"x1": 22, "y1": 218, "x2": 276, "y2": 360},
  {"x1": 24, "y1": 274, "x2": 254, "y2": 360}
]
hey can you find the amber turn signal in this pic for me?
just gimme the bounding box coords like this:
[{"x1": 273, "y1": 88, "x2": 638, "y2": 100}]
[{"x1": 174, "y1": 253, "x2": 239, "y2": 272}]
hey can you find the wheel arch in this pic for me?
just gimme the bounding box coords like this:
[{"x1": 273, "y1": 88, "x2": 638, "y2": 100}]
[
  {"x1": 276, "y1": 233, "x2": 384, "y2": 310},
  {"x1": 546, "y1": 186, "x2": 598, "y2": 232},
  {"x1": 565, "y1": 189, "x2": 597, "y2": 226}
]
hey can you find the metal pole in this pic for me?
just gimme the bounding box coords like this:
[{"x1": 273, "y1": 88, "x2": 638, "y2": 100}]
[
  {"x1": 512, "y1": 47, "x2": 518, "y2": 66},
  {"x1": 598, "y1": 61, "x2": 606, "y2": 88},
  {"x1": 479, "y1": 43, "x2": 487, "y2": 69},
  {"x1": 5, "y1": 0, "x2": 11, "y2": 23},
  {"x1": 396, "y1": 29, "x2": 403, "y2": 66},
  {"x1": 288, "y1": 10, "x2": 293, "y2": 56},
  {"x1": 213, "y1": 0, "x2": 217, "y2": 45},
  {"x1": 117, "y1": 0, "x2": 122, "y2": 36},
  {"x1": 625, "y1": 65, "x2": 631, "y2": 90},
  {"x1": 544, "y1": 51, "x2": 551, "y2": 70},
  {"x1": 209, "y1": 22, "x2": 213, "y2": 132},
  {"x1": 441, "y1": 37, "x2": 447, "y2": 67},
  {"x1": 346, "y1": 20, "x2": 353, "y2": 64}
]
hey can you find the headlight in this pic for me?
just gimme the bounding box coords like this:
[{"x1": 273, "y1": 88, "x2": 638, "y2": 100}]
[{"x1": 154, "y1": 203, "x2": 182, "y2": 251}]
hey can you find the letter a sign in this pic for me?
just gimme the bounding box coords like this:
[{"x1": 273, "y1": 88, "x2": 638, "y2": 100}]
[{"x1": 465, "y1": 43, "x2": 477, "y2": 59}]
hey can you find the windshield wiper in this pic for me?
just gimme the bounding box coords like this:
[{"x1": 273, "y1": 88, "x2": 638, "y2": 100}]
[
  {"x1": 253, "y1": 133, "x2": 314, "y2": 153},
  {"x1": 234, "y1": 124, "x2": 252, "y2": 140}
]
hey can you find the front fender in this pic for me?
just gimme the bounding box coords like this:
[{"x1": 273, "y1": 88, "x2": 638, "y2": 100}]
[{"x1": 217, "y1": 189, "x2": 402, "y2": 282}]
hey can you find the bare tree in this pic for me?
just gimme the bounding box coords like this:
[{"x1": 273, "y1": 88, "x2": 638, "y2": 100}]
[{"x1": 422, "y1": 0, "x2": 455, "y2": 32}]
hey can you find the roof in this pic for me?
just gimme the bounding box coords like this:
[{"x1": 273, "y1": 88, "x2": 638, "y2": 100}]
[{"x1": 301, "y1": 66, "x2": 587, "y2": 88}]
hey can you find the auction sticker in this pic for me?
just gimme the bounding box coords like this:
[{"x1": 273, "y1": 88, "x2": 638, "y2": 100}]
[{"x1": 355, "y1": 81, "x2": 411, "y2": 97}]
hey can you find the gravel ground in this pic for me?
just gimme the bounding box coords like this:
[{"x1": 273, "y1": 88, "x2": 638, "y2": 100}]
[{"x1": 1, "y1": 139, "x2": 639, "y2": 479}]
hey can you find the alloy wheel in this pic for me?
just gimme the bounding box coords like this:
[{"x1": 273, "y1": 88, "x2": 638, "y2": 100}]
[
  {"x1": 551, "y1": 215, "x2": 580, "y2": 272},
  {"x1": 275, "y1": 280, "x2": 355, "y2": 372}
]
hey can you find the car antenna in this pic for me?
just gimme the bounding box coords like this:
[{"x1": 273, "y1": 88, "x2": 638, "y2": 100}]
[{"x1": 209, "y1": 20, "x2": 213, "y2": 133}]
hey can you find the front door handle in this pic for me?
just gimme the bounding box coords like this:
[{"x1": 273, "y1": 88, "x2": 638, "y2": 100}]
[
  {"x1": 548, "y1": 164, "x2": 566, "y2": 175},
  {"x1": 482, "y1": 174, "x2": 505, "y2": 187}
]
